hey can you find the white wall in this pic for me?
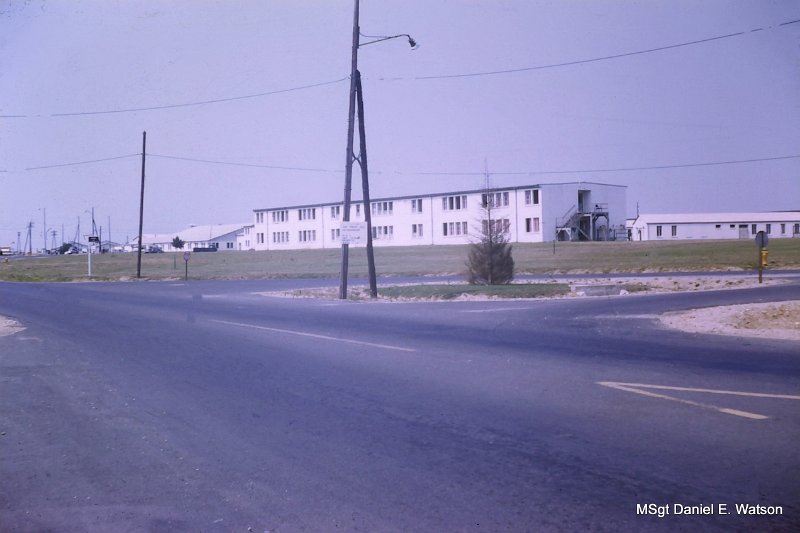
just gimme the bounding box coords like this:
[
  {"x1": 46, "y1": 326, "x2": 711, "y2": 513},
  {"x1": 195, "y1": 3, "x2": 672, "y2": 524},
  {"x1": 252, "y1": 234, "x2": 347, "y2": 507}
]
[{"x1": 251, "y1": 183, "x2": 628, "y2": 250}]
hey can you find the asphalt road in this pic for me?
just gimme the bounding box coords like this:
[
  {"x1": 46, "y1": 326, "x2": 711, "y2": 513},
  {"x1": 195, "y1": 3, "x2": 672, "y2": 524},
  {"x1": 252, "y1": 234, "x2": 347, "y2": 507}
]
[{"x1": 1, "y1": 277, "x2": 798, "y2": 532}]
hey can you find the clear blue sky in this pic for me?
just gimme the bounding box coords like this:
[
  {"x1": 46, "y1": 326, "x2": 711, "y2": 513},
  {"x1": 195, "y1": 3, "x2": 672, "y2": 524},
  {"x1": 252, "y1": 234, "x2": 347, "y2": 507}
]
[{"x1": 2, "y1": 0, "x2": 799, "y2": 248}]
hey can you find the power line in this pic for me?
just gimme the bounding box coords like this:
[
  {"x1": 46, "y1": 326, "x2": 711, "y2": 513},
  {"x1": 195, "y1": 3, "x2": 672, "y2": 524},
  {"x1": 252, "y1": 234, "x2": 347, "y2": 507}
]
[
  {"x1": 148, "y1": 153, "x2": 343, "y2": 173},
  {"x1": 25, "y1": 154, "x2": 140, "y2": 171},
  {"x1": 49, "y1": 77, "x2": 348, "y2": 117},
  {"x1": 416, "y1": 155, "x2": 800, "y2": 176},
  {"x1": 409, "y1": 19, "x2": 798, "y2": 81},
  {"x1": 14, "y1": 152, "x2": 800, "y2": 176}
]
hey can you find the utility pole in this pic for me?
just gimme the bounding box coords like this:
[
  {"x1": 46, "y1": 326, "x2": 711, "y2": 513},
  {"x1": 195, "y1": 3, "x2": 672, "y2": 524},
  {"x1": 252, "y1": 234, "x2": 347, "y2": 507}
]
[
  {"x1": 26, "y1": 221, "x2": 33, "y2": 255},
  {"x1": 355, "y1": 70, "x2": 377, "y2": 297},
  {"x1": 41, "y1": 208, "x2": 46, "y2": 253},
  {"x1": 137, "y1": 131, "x2": 147, "y2": 278},
  {"x1": 339, "y1": 0, "x2": 360, "y2": 300},
  {"x1": 338, "y1": 0, "x2": 415, "y2": 299}
]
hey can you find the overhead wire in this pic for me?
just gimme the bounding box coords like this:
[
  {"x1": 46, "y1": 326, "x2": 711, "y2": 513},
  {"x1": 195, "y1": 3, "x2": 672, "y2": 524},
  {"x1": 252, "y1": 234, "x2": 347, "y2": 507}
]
[
  {"x1": 3, "y1": 18, "x2": 797, "y2": 117},
  {"x1": 20, "y1": 151, "x2": 791, "y2": 176},
  {"x1": 414, "y1": 155, "x2": 800, "y2": 176},
  {"x1": 25, "y1": 154, "x2": 141, "y2": 171},
  {"x1": 148, "y1": 154, "x2": 343, "y2": 173},
  {"x1": 411, "y1": 18, "x2": 799, "y2": 81},
  {"x1": 6, "y1": 77, "x2": 347, "y2": 119}
]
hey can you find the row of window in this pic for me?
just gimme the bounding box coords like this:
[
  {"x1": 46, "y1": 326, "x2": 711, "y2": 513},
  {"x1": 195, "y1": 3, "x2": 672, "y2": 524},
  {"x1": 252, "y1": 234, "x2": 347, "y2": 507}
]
[
  {"x1": 443, "y1": 221, "x2": 469, "y2": 236},
  {"x1": 442, "y1": 195, "x2": 468, "y2": 211},
  {"x1": 298, "y1": 230, "x2": 316, "y2": 242},
  {"x1": 482, "y1": 218, "x2": 511, "y2": 235},
  {"x1": 298, "y1": 208, "x2": 316, "y2": 221},
  {"x1": 657, "y1": 223, "x2": 800, "y2": 237},
  {"x1": 256, "y1": 217, "x2": 543, "y2": 244},
  {"x1": 655, "y1": 226, "x2": 678, "y2": 237},
  {"x1": 372, "y1": 201, "x2": 393, "y2": 216},
  {"x1": 258, "y1": 190, "x2": 542, "y2": 224},
  {"x1": 372, "y1": 225, "x2": 393, "y2": 239},
  {"x1": 482, "y1": 192, "x2": 509, "y2": 208}
]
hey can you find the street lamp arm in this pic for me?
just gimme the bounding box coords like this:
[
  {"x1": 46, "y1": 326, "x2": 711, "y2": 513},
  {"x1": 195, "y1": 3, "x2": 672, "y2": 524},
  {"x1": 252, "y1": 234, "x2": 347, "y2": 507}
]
[{"x1": 359, "y1": 32, "x2": 417, "y2": 49}]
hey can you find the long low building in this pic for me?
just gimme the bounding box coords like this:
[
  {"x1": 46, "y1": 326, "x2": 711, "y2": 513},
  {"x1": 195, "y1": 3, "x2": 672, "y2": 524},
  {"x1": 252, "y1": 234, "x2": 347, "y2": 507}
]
[
  {"x1": 133, "y1": 223, "x2": 249, "y2": 252},
  {"x1": 248, "y1": 182, "x2": 627, "y2": 251},
  {"x1": 630, "y1": 212, "x2": 800, "y2": 241}
]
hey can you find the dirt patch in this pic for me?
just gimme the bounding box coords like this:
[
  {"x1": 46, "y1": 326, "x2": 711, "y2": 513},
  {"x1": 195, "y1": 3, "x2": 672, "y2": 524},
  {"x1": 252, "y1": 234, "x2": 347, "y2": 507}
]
[
  {"x1": 0, "y1": 315, "x2": 24, "y2": 337},
  {"x1": 661, "y1": 301, "x2": 800, "y2": 342}
]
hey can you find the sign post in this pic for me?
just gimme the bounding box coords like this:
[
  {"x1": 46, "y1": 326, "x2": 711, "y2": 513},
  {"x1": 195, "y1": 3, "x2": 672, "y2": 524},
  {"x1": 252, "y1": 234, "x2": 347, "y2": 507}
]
[
  {"x1": 755, "y1": 231, "x2": 769, "y2": 284},
  {"x1": 183, "y1": 251, "x2": 191, "y2": 281},
  {"x1": 340, "y1": 221, "x2": 366, "y2": 246},
  {"x1": 87, "y1": 235, "x2": 100, "y2": 277}
]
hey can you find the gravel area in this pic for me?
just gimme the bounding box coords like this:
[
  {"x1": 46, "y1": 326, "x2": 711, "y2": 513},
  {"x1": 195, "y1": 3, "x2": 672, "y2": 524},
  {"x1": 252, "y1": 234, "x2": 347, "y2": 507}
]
[{"x1": 661, "y1": 300, "x2": 800, "y2": 342}]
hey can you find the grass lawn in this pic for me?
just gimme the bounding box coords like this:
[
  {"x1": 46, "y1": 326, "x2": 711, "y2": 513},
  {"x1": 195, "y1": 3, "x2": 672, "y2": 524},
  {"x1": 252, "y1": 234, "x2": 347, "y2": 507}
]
[{"x1": 1, "y1": 239, "x2": 798, "y2": 282}]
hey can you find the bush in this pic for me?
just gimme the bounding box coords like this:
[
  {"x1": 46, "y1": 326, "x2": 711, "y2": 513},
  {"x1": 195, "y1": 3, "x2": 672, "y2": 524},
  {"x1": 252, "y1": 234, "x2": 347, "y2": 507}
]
[{"x1": 466, "y1": 236, "x2": 514, "y2": 285}]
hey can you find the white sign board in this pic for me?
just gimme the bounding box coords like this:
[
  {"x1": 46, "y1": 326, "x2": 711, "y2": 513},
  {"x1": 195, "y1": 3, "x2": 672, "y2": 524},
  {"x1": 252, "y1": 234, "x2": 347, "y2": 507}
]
[{"x1": 340, "y1": 221, "x2": 367, "y2": 245}]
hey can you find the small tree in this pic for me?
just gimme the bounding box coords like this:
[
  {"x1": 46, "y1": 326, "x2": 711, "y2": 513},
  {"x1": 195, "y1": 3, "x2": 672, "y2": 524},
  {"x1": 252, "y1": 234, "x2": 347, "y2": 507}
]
[
  {"x1": 57, "y1": 242, "x2": 73, "y2": 255},
  {"x1": 172, "y1": 236, "x2": 185, "y2": 250},
  {"x1": 466, "y1": 192, "x2": 514, "y2": 285}
]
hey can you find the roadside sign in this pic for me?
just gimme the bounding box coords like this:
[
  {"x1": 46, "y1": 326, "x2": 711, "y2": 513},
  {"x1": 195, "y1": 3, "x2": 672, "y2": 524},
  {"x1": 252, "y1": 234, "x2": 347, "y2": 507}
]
[
  {"x1": 88, "y1": 236, "x2": 100, "y2": 243},
  {"x1": 340, "y1": 221, "x2": 367, "y2": 245},
  {"x1": 755, "y1": 231, "x2": 768, "y2": 249},
  {"x1": 183, "y1": 251, "x2": 191, "y2": 262}
]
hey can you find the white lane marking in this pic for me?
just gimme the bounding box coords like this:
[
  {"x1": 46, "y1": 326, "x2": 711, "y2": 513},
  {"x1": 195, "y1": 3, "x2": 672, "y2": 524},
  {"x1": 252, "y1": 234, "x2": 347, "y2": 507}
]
[
  {"x1": 462, "y1": 307, "x2": 537, "y2": 313},
  {"x1": 210, "y1": 319, "x2": 416, "y2": 352},
  {"x1": 597, "y1": 381, "x2": 774, "y2": 420},
  {"x1": 601, "y1": 382, "x2": 800, "y2": 400}
]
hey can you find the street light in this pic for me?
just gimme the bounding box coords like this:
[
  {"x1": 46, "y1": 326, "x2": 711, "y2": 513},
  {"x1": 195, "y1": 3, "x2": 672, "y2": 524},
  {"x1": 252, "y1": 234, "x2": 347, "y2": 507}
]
[
  {"x1": 339, "y1": 0, "x2": 417, "y2": 300},
  {"x1": 359, "y1": 32, "x2": 418, "y2": 49}
]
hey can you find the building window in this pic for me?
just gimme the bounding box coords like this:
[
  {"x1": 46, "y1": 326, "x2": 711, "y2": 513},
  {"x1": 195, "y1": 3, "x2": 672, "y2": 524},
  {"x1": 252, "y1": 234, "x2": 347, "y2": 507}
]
[
  {"x1": 780, "y1": 224, "x2": 786, "y2": 235},
  {"x1": 331, "y1": 228, "x2": 340, "y2": 241},
  {"x1": 412, "y1": 224, "x2": 423, "y2": 238},
  {"x1": 751, "y1": 224, "x2": 757, "y2": 235},
  {"x1": 715, "y1": 224, "x2": 721, "y2": 229},
  {"x1": 525, "y1": 217, "x2": 540, "y2": 232},
  {"x1": 298, "y1": 230, "x2": 317, "y2": 242},
  {"x1": 482, "y1": 192, "x2": 510, "y2": 207},
  {"x1": 372, "y1": 225, "x2": 393, "y2": 240},
  {"x1": 371, "y1": 201, "x2": 393, "y2": 216},
  {"x1": 298, "y1": 208, "x2": 316, "y2": 221},
  {"x1": 482, "y1": 219, "x2": 510, "y2": 236},
  {"x1": 355, "y1": 204, "x2": 361, "y2": 216},
  {"x1": 442, "y1": 195, "x2": 467, "y2": 211},
  {"x1": 226, "y1": 242, "x2": 233, "y2": 249},
  {"x1": 272, "y1": 210, "x2": 288, "y2": 223},
  {"x1": 524, "y1": 189, "x2": 540, "y2": 205},
  {"x1": 671, "y1": 225, "x2": 677, "y2": 237},
  {"x1": 795, "y1": 223, "x2": 800, "y2": 235},
  {"x1": 411, "y1": 198, "x2": 423, "y2": 213},
  {"x1": 256, "y1": 212, "x2": 265, "y2": 223},
  {"x1": 730, "y1": 224, "x2": 735, "y2": 229},
  {"x1": 656, "y1": 225, "x2": 662, "y2": 237},
  {"x1": 443, "y1": 222, "x2": 467, "y2": 236},
  {"x1": 331, "y1": 206, "x2": 341, "y2": 219},
  {"x1": 766, "y1": 224, "x2": 771, "y2": 235},
  {"x1": 272, "y1": 231, "x2": 289, "y2": 243}
]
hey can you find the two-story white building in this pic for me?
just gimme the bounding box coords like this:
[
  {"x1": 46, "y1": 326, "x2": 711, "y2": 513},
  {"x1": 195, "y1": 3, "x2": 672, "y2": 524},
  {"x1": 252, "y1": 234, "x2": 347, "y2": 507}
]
[{"x1": 250, "y1": 182, "x2": 627, "y2": 250}]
